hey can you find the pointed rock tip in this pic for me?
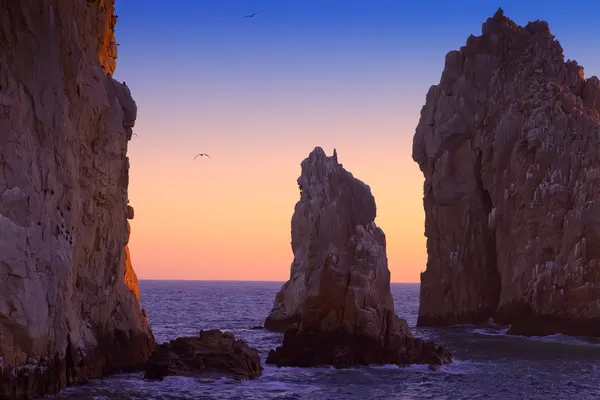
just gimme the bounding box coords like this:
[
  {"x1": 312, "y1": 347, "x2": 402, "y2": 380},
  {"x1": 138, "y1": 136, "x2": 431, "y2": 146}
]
[
  {"x1": 482, "y1": 6, "x2": 518, "y2": 36},
  {"x1": 309, "y1": 146, "x2": 326, "y2": 158},
  {"x1": 307, "y1": 146, "x2": 340, "y2": 164}
]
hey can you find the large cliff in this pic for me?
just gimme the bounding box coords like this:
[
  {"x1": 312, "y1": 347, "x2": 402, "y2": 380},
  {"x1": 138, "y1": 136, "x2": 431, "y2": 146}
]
[
  {"x1": 413, "y1": 9, "x2": 600, "y2": 336},
  {"x1": 265, "y1": 148, "x2": 450, "y2": 367},
  {"x1": 0, "y1": 1, "x2": 154, "y2": 398}
]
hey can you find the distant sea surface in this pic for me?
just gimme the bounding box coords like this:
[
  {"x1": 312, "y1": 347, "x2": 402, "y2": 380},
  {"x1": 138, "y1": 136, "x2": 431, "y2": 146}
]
[{"x1": 50, "y1": 281, "x2": 600, "y2": 400}]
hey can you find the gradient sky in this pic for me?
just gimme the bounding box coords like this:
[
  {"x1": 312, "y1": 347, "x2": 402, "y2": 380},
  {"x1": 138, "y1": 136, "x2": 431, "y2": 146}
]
[{"x1": 113, "y1": 0, "x2": 600, "y2": 282}]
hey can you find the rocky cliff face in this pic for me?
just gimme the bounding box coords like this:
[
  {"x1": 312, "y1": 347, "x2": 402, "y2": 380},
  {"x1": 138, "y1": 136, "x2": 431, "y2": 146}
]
[
  {"x1": 0, "y1": 1, "x2": 154, "y2": 398},
  {"x1": 265, "y1": 148, "x2": 450, "y2": 367},
  {"x1": 413, "y1": 9, "x2": 600, "y2": 336}
]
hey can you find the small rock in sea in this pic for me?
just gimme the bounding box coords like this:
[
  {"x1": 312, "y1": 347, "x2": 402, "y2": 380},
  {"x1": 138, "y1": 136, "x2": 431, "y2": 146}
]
[{"x1": 144, "y1": 329, "x2": 263, "y2": 381}]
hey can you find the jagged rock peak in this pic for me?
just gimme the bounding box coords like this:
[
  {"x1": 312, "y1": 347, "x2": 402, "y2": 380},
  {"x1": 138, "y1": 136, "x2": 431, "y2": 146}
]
[
  {"x1": 299, "y1": 146, "x2": 351, "y2": 184},
  {"x1": 413, "y1": 9, "x2": 600, "y2": 336},
  {"x1": 297, "y1": 146, "x2": 376, "y2": 221},
  {"x1": 264, "y1": 148, "x2": 450, "y2": 367}
]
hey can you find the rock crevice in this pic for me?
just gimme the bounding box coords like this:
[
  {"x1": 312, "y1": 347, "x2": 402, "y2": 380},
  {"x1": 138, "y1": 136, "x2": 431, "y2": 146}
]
[{"x1": 414, "y1": 8, "x2": 600, "y2": 336}]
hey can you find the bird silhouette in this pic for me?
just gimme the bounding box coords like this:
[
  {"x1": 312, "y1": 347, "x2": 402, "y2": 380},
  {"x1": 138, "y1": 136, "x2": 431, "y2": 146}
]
[
  {"x1": 245, "y1": 13, "x2": 258, "y2": 18},
  {"x1": 193, "y1": 153, "x2": 212, "y2": 160}
]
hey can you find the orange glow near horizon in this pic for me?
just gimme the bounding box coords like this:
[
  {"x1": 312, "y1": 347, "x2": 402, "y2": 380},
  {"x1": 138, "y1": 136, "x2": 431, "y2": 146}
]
[
  {"x1": 114, "y1": 1, "x2": 600, "y2": 285},
  {"x1": 126, "y1": 110, "x2": 427, "y2": 283}
]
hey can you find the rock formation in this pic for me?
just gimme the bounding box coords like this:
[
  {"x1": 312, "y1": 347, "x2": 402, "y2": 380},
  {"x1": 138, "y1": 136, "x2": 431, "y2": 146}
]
[
  {"x1": 144, "y1": 330, "x2": 263, "y2": 381},
  {"x1": 265, "y1": 147, "x2": 450, "y2": 367},
  {"x1": 413, "y1": 9, "x2": 600, "y2": 336},
  {"x1": 124, "y1": 242, "x2": 141, "y2": 302},
  {"x1": 0, "y1": 1, "x2": 154, "y2": 398}
]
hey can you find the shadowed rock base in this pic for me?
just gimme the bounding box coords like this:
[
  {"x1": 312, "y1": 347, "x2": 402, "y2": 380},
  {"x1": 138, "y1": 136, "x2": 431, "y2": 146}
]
[
  {"x1": 417, "y1": 307, "x2": 498, "y2": 327},
  {"x1": 266, "y1": 325, "x2": 451, "y2": 368},
  {"x1": 0, "y1": 329, "x2": 154, "y2": 399},
  {"x1": 506, "y1": 316, "x2": 600, "y2": 337},
  {"x1": 264, "y1": 314, "x2": 300, "y2": 332},
  {"x1": 144, "y1": 330, "x2": 263, "y2": 381},
  {"x1": 495, "y1": 302, "x2": 600, "y2": 337}
]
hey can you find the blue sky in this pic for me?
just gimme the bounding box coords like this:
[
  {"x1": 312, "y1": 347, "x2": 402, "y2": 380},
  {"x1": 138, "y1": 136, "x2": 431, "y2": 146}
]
[
  {"x1": 113, "y1": 0, "x2": 599, "y2": 143},
  {"x1": 111, "y1": 0, "x2": 600, "y2": 281},
  {"x1": 114, "y1": 1, "x2": 599, "y2": 86}
]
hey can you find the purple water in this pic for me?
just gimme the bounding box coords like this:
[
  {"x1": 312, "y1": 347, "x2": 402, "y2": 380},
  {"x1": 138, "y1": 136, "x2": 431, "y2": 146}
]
[{"x1": 48, "y1": 281, "x2": 600, "y2": 399}]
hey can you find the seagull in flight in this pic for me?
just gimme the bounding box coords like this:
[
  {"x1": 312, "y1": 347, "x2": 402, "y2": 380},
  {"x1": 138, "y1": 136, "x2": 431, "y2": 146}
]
[
  {"x1": 245, "y1": 13, "x2": 258, "y2": 18},
  {"x1": 193, "y1": 153, "x2": 212, "y2": 160}
]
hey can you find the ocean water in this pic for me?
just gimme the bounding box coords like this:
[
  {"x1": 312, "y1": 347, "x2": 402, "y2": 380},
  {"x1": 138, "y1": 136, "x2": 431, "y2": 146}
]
[{"x1": 49, "y1": 281, "x2": 600, "y2": 400}]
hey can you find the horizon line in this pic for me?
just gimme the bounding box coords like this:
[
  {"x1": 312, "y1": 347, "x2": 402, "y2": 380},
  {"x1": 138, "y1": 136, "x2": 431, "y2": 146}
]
[{"x1": 138, "y1": 279, "x2": 420, "y2": 284}]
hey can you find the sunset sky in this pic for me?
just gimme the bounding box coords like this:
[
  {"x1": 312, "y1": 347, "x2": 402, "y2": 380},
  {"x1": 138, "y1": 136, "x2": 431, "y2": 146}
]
[{"x1": 113, "y1": 0, "x2": 600, "y2": 282}]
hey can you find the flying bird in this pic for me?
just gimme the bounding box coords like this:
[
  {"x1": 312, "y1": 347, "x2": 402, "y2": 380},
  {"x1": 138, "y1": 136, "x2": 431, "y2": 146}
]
[
  {"x1": 193, "y1": 153, "x2": 212, "y2": 160},
  {"x1": 245, "y1": 13, "x2": 258, "y2": 18}
]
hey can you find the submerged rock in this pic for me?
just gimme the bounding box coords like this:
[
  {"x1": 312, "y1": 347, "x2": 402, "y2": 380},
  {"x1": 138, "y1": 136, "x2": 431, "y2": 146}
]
[
  {"x1": 0, "y1": 1, "x2": 154, "y2": 398},
  {"x1": 413, "y1": 8, "x2": 600, "y2": 336},
  {"x1": 265, "y1": 147, "x2": 451, "y2": 367},
  {"x1": 144, "y1": 330, "x2": 263, "y2": 381}
]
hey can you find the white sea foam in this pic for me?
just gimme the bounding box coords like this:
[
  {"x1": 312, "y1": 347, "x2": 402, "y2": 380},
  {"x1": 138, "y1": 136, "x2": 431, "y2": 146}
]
[
  {"x1": 470, "y1": 327, "x2": 511, "y2": 336},
  {"x1": 468, "y1": 327, "x2": 600, "y2": 347}
]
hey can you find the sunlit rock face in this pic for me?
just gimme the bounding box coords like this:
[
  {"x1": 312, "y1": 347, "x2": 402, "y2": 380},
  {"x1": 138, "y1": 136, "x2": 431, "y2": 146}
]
[
  {"x1": 125, "y1": 242, "x2": 141, "y2": 302},
  {"x1": 265, "y1": 147, "x2": 450, "y2": 367},
  {"x1": 0, "y1": 1, "x2": 154, "y2": 398},
  {"x1": 413, "y1": 8, "x2": 600, "y2": 336}
]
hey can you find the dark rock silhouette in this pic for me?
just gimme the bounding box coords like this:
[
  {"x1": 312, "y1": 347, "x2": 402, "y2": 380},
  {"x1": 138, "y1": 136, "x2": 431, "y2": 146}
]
[{"x1": 144, "y1": 330, "x2": 263, "y2": 380}]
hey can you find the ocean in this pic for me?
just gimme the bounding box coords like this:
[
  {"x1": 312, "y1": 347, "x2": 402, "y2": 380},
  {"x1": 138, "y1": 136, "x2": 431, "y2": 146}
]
[{"x1": 49, "y1": 281, "x2": 600, "y2": 400}]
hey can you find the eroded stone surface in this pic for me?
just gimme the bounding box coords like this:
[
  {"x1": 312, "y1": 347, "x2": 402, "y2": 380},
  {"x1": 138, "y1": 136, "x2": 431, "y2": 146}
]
[
  {"x1": 144, "y1": 330, "x2": 263, "y2": 381},
  {"x1": 0, "y1": 1, "x2": 154, "y2": 398},
  {"x1": 413, "y1": 8, "x2": 600, "y2": 336},
  {"x1": 265, "y1": 147, "x2": 450, "y2": 367}
]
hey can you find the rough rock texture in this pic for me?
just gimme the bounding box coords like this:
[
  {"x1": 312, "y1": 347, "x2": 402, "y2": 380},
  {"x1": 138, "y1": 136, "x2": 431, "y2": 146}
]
[
  {"x1": 144, "y1": 330, "x2": 263, "y2": 381},
  {"x1": 0, "y1": 1, "x2": 155, "y2": 398},
  {"x1": 413, "y1": 9, "x2": 600, "y2": 336},
  {"x1": 265, "y1": 147, "x2": 451, "y2": 367},
  {"x1": 124, "y1": 244, "x2": 141, "y2": 302}
]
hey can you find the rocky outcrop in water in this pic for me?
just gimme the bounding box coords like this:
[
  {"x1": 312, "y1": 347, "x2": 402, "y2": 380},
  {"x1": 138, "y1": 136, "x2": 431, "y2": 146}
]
[
  {"x1": 144, "y1": 330, "x2": 263, "y2": 381},
  {"x1": 265, "y1": 147, "x2": 450, "y2": 367},
  {"x1": 413, "y1": 9, "x2": 600, "y2": 336},
  {"x1": 0, "y1": 1, "x2": 154, "y2": 398}
]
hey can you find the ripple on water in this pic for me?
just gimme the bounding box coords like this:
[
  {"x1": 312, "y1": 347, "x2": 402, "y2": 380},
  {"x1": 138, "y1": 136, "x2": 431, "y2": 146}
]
[{"x1": 46, "y1": 281, "x2": 600, "y2": 400}]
